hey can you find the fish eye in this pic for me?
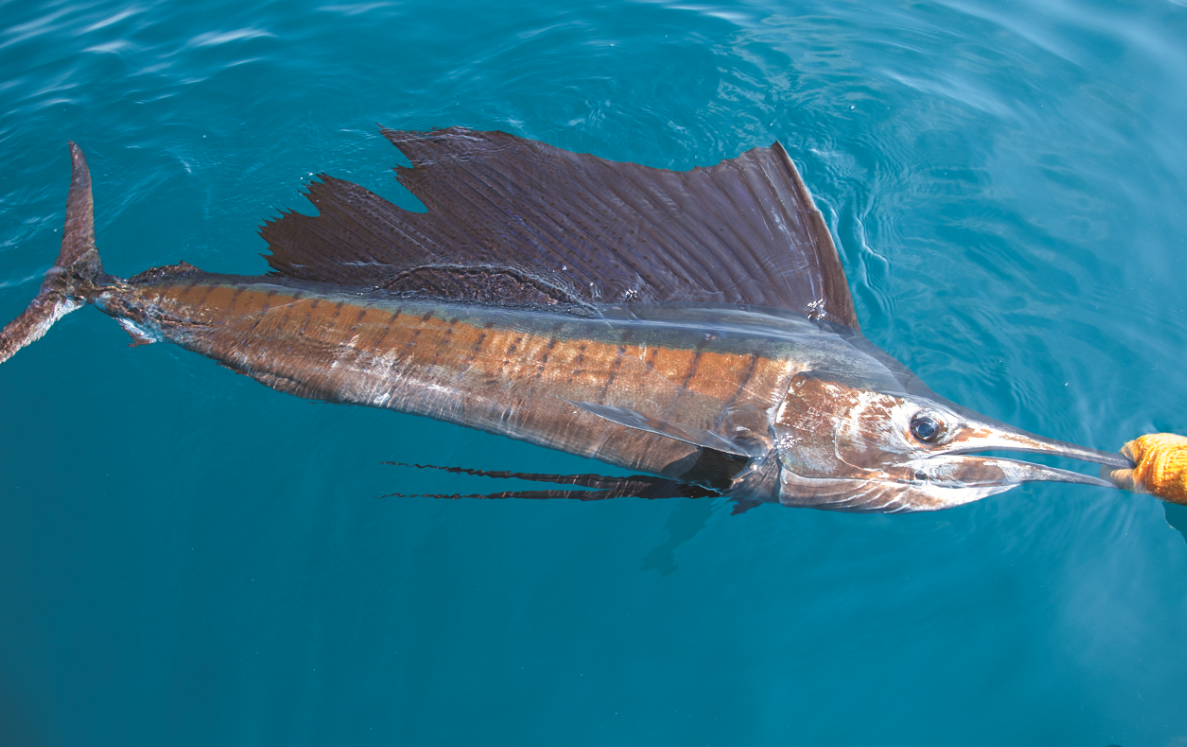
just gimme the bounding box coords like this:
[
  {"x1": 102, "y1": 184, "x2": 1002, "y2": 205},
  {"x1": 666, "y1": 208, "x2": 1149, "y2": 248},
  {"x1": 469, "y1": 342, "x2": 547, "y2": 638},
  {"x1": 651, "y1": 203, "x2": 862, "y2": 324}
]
[{"x1": 909, "y1": 412, "x2": 943, "y2": 443}]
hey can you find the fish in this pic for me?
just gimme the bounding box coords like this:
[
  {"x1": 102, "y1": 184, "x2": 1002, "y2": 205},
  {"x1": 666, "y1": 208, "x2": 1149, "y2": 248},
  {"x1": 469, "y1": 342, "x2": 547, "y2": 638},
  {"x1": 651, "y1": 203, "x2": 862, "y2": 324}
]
[{"x1": 0, "y1": 127, "x2": 1133, "y2": 513}]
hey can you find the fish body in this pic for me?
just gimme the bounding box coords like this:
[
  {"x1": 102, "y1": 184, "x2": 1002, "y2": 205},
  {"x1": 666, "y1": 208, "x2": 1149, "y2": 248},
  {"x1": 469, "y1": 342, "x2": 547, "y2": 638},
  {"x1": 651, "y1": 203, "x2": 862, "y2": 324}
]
[
  {"x1": 0, "y1": 131, "x2": 1131, "y2": 512},
  {"x1": 97, "y1": 268, "x2": 820, "y2": 481}
]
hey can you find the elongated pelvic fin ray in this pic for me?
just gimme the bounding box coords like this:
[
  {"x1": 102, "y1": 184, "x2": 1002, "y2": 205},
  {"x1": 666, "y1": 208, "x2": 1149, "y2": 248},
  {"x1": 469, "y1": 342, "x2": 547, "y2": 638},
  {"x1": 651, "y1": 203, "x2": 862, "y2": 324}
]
[
  {"x1": 381, "y1": 462, "x2": 719, "y2": 501},
  {"x1": 261, "y1": 127, "x2": 859, "y2": 328}
]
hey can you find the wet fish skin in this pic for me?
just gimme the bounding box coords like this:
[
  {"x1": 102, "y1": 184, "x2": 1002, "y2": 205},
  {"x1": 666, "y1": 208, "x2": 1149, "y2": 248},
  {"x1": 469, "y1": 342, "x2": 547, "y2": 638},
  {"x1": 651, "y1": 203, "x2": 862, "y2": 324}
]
[
  {"x1": 0, "y1": 136, "x2": 1132, "y2": 513},
  {"x1": 99, "y1": 266, "x2": 807, "y2": 483}
]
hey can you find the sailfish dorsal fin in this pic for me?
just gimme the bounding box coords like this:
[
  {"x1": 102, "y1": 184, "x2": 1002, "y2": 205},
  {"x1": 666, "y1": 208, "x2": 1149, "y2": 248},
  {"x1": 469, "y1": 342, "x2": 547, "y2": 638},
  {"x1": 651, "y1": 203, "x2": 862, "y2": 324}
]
[{"x1": 261, "y1": 127, "x2": 859, "y2": 329}]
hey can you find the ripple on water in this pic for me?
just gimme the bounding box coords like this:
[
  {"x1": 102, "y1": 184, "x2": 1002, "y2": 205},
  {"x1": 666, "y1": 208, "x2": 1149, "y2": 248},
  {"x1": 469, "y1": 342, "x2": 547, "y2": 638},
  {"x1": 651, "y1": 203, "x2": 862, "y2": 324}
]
[{"x1": 0, "y1": 0, "x2": 1186, "y2": 745}]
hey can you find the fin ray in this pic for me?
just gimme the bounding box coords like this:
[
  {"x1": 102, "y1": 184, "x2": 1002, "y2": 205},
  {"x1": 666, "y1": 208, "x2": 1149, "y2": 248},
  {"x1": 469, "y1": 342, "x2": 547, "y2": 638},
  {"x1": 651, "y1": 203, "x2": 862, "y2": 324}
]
[
  {"x1": 261, "y1": 127, "x2": 859, "y2": 327},
  {"x1": 381, "y1": 461, "x2": 719, "y2": 501},
  {"x1": 0, "y1": 143, "x2": 104, "y2": 365}
]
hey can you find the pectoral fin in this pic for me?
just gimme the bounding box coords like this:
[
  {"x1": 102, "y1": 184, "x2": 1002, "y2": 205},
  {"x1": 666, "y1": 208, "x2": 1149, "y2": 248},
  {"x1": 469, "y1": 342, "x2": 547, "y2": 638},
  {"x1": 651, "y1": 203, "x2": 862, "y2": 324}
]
[{"x1": 563, "y1": 399, "x2": 763, "y2": 458}]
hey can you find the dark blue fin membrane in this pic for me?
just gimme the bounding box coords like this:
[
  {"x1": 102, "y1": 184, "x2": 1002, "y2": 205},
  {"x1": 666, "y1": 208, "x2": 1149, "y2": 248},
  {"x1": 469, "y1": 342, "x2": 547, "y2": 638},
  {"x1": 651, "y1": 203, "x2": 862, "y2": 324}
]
[
  {"x1": 380, "y1": 462, "x2": 720, "y2": 501},
  {"x1": 261, "y1": 127, "x2": 859, "y2": 330}
]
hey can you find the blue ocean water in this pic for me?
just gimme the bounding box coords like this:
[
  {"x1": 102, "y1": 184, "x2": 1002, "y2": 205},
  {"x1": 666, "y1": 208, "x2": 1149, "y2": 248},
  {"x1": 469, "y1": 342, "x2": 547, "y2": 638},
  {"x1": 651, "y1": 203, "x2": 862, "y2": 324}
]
[{"x1": 2, "y1": 0, "x2": 1187, "y2": 744}]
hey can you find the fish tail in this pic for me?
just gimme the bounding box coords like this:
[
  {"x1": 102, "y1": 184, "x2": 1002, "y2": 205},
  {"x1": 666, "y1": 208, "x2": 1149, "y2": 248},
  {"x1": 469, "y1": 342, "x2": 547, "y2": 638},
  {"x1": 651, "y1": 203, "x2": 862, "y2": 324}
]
[{"x1": 0, "y1": 142, "x2": 106, "y2": 365}]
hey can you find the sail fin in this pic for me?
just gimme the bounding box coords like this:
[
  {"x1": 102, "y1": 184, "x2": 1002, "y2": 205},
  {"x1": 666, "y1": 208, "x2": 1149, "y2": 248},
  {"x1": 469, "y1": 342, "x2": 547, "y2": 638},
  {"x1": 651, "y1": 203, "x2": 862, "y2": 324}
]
[{"x1": 261, "y1": 127, "x2": 859, "y2": 328}]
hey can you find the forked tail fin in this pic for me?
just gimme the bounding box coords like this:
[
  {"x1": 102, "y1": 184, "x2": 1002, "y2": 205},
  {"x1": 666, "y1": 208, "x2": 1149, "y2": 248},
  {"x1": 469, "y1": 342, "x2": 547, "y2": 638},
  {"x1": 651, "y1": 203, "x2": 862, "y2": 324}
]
[{"x1": 0, "y1": 142, "x2": 105, "y2": 364}]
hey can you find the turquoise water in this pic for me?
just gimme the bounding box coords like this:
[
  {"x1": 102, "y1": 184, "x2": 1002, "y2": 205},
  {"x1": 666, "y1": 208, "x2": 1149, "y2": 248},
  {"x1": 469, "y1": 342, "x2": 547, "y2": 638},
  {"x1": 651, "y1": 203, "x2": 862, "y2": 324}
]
[{"x1": 2, "y1": 0, "x2": 1187, "y2": 744}]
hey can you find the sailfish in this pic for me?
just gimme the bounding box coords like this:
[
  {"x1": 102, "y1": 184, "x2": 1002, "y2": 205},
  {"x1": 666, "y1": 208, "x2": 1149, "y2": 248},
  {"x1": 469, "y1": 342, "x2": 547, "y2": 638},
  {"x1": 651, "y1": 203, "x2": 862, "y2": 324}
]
[{"x1": 0, "y1": 127, "x2": 1133, "y2": 513}]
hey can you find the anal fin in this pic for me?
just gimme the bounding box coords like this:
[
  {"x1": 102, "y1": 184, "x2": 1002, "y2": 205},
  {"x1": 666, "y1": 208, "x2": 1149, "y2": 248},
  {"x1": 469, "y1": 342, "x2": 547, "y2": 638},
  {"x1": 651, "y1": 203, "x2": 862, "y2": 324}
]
[{"x1": 116, "y1": 318, "x2": 159, "y2": 347}]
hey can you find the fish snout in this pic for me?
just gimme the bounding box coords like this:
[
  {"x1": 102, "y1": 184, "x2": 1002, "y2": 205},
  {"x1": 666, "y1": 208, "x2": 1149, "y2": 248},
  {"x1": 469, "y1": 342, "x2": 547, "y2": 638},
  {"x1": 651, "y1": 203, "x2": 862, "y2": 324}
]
[
  {"x1": 935, "y1": 422, "x2": 1132, "y2": 489},
  {"x1": 909, "y1": 454, "x2": 1117, "y2": 490}
]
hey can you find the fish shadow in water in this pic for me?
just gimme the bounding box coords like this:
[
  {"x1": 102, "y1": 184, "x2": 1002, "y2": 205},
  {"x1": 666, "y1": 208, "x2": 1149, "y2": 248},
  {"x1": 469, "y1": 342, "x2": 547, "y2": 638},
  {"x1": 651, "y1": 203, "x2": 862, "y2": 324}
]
[
  {"x1": 1164, "y1": 504, "x2": 1187, "y2": 546},
  {"x1": 641, "y1": 498, "x2": 718, "y2": 576}
]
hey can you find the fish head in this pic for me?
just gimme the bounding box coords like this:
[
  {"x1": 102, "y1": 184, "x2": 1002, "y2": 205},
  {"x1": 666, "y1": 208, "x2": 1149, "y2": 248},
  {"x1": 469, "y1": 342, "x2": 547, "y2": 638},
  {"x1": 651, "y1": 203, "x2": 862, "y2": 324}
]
[{"x1": 771, "y1": 372, "x2": 1130, "y2": 512}]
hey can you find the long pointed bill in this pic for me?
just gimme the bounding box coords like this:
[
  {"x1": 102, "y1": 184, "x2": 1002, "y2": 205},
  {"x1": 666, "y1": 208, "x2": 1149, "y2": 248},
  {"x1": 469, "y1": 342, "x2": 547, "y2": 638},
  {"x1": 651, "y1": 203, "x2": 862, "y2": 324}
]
[
  {"x1": 913, "y1": 455, "x2": 1118, "y2": 489},
  {"x1": 938, "y1": 418, "x2": 1132, "y2": 488}
]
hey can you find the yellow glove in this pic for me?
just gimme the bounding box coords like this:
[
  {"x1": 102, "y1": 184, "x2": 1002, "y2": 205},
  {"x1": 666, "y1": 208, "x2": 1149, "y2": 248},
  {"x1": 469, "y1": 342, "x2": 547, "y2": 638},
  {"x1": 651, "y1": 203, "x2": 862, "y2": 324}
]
[{"x1": 1105, "y1": 434, "x2": 1187, "y2": 505}]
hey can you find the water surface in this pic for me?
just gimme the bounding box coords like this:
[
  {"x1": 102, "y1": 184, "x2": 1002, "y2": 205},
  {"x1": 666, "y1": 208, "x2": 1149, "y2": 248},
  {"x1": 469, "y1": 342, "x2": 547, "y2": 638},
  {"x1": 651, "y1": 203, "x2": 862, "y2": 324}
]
[{"x1": 2, "y1": 0, "x2": 1186, "y2": 745}]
